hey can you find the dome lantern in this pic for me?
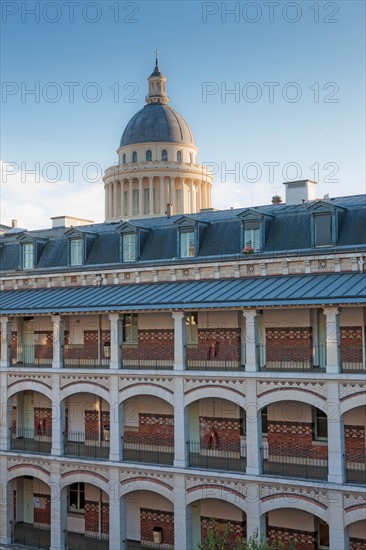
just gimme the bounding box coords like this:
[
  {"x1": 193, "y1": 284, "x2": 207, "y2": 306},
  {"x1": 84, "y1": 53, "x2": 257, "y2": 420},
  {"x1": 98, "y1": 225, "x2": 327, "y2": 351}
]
[{"x1": 146, "y1": 49, "x2": 169, "y2": 105}]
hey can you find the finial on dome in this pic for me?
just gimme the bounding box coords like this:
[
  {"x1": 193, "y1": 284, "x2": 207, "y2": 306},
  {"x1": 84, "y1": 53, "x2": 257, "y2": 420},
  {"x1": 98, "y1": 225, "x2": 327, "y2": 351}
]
[{"x1": 155, "y1": 48, "x2": 159, "y2": 69}]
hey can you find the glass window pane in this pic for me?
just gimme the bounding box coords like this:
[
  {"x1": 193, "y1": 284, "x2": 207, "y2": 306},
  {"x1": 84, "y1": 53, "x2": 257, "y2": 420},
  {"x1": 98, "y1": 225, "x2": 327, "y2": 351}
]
[
  {"x1": 70, "y1": 239, "x2": 83, "y2": 266},
  {"x1": 146, "y1": 150, "x2": 152, "y2": 161},
  {"x1": 181, "y1": 231, "x2": 195, "y2": 258},
  {"x1": 162, "y1": 149, "x2": 168, "y2": 161},
  {"x1": 244, "y1": 225, "x2": 260, "y2": 251},
  {"x1": 122, "y1": 234, "x2": 136, "y2": 262},
  {"x1": 22, "y1": 243, "x2": 34, "y2": 269},
  {"x1": 315, "y1": 214, "x2": 332, "y2": 246},
  {"x1": 123, "y1": 314, "x2": 138, "y2": 342}
]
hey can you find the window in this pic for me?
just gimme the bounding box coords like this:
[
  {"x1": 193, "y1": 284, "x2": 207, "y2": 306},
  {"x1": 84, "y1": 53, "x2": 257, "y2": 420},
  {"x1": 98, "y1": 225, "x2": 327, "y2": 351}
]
[
  {"x1": 123, "y1": 314, "x2": 138, "y2": 343},
  {"x1": 261, "y1": 407, "x2": 268, "y2": 435},
  {"x1": 176, "y1": 188, "x2": 183, "y2": 212},
  {"x1": 22, "y1": 243, "x2": 34, "y2": 270},
  {"x1": 317, "y1": 519, "x2": 329, "y2": 549},
  {"x1": 122, "y1": 233, "x2": 136, "y2": 262},
  {"x1": 70, "y1": 238, "x2": 83, "y2": 266},
  {"x1": 313, "y1": 409, "x2": 327, "y2": 441},
  {"x1": 177, "y1": 150, "x2": 182, "y2": 162},
  {"x1": 146, "y1": 150, "x2": 152, "y2": 161},
  {"x1": 240, "y1": 409, "x2": 246, "y2": 436},
  {"x1": 186, "y1": 313, "x2": 198, "y2": 344},
  {"x1": 132, "y1": 190, "x2": 139, "y2": 216},
  {"x1": 189, "y1": 153, "x2": 193, "y2": 164},
  {"x1": 123, "y1": 191, "x2": 128, "y2": 216},
  {"x1": 180, "y1": 231, "x2": 195, "y2": 258},
  {"x1": 161, "y1": 149, "x2": 168, "y2": 161},
  {"x1": 68, "y1": 482, "x2": 85, "y2": 513},
  {"x1": 314, "y1": 213, "x2": 332, "y2": 246},
  {"x1": 244, "y1": 222, "x2": 260, "y2": 252},
  {"x1": 122, "y1": 153, "x2": 126, "y2": 164},
  {"x1": 143, "y1": 188, "x2": 150, "y2": 215},
  {"x1": 132, "y1": 151, "x2": 137, "y2": 163}
]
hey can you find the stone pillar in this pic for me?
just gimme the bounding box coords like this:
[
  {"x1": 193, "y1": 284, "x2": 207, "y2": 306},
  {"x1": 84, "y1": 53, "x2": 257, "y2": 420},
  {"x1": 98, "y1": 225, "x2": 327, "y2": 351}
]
[
  {"x1": 50, "y1": 462, "x2": 66, "y2": 550},
  {"x1": 170, "y1": 177, "x2": 175, "y2": 208},
  {"x1": 149, "y1": 176, "x2": 154, "y2": 215},
  {"x1": 0, "y1": 465, "x2": 12, "y2": 546},
  {"x1": 120, "y1": 180, "x2": 125, "y2": 218},
  {"x1": 246, "y1": 496, "x2": 266, "y2": 541},
  {"x1": 109, "y1": 314, "x2": 122, "y2": 370},
  {"x1": 0, "y1": 317, "x2": 12, "y2": 368},
  {"x1": 328, "y1": 493, "x2": 348, "y2": 550},
  {"x1": 128, "y1": 178, "x2": 133, "y2": 217},
  {"x1": 159, "y1": 176, "x2": 165, "y2": 215},
  {"x1": 138, "y1": 177, "x2": 143, "y2": 216},
  {"x1": 113, "y1": 181, "x2": 119, "y2": 218},
  {"x1": 109, "y1": 467, "x2": 125, "y2": 550},
  {"x1": 109, "y1": 385, "x2": 123, "y2": 462},
  {"x1": 105, "y1": 185, "x2": 109, "y2": 221},
  {"x1": 174, "y1": 377, "x2": 187, "y2": 467},
  {"x1": 51, "y1": 374, "x2": 64, "y2": 456},
  {"x1": 245, "y1": 380, "x2": 262, "y2": 475},
  {"x1": 0, "y1": 372, "x2": 11, "y2": 450},
  {"x1": 52, "y1": 315, "x2": 64, "y2": 369},
  {"x1": 327, "y1": 381, "x2": 345, "y2": 483},
  {"x1": 243, "y1": 310, "x2": 259, "y2": 372},
  {"x1": 174, "y1": 474, "x2": 191, "y2": 550},
  {"x1": 172, "y1": 312, "x2": 186, "y2": 371},
  {"x1": 323, "y1": 307, "x2": 341, "y2": 373},
  {"x1": 109, "y1": 183, "x2": 114, "y2": 219},
  {"x1": 189, "y1": 179, "x2": 194, "y2": 214}
]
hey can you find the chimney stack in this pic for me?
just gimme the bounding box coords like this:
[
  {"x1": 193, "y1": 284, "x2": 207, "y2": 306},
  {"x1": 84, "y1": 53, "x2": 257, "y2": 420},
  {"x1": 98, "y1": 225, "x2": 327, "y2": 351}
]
[
  {"x1": 283, "y1": 180, "x2": 317, "y2": 205},
  {"x1": 11, "y1": 219, "x2": 17, "y2": 228},
  {"x1": 271, "y1": 195, "x2": 283, "y2": 205}
]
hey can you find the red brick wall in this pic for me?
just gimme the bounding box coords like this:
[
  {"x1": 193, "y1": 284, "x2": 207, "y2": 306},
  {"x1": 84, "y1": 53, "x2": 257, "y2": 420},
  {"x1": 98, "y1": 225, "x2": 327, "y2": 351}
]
[
  {"x1": 84, "y1": 410, "x2": 110, "y2": 441},
  {"x1": 33, "y1": 493, "x2": 51, "y2": 526},
  {"x1": 140, "y1": 508, "x2": 174, "y2": 546},
  {"x1": 34, "y1": 331, "x2": 53, "y2": 362},
  {"x1": 266, "y1": 328, "x2": 313, "y2": 362},
  {"x1": 341, "y1": 327, "x2": 363, "y2": 363},
  {"x1": 350, "y1": 538, "x2": 366, "y2": 550},
  {"x1": 345, "y1": 425, "x2": 366, "y2": 462},
  {"x1": 268, "y1": 527, "x2": 316, "y2": 550},
  {"x1": 125, "y1": 413, "x2": 174, "y2": 446},
  {"x1": 84, "y1": 501, "x2": 109, "y2": 535},
  {"x1": 188, "y1": 328, "x2": 241, "y2": 363},
  {"x1": 34, "y1": 407, "x2": 52, "y2": 436},
  {"x1": 64, "y1": 330, "x2": 110, "y2": 361},
  {"x1": 199, "y1": 417, "x2": 241, "y2": 452},
  {"x1": 122, "y1": 329, "x2": 174, "y2": 364},
  {"x1": 201, "y1": 517, "x2": 245, "y2": 549},
  {"x1": 267, "y1": 421, "x2": 328, "y2": 460}
]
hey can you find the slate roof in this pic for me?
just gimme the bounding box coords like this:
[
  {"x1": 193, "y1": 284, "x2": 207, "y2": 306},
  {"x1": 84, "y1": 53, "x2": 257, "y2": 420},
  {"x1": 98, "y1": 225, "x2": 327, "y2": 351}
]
[{"x1": 0, "y1": 272, "x2": 365, "y2": 315}]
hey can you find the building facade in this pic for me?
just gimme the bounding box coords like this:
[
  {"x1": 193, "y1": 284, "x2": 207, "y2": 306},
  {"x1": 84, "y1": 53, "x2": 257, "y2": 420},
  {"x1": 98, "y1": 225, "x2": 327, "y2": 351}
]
[{"x1": 0, "y1": 61, "x2": 365, "y2": 550}]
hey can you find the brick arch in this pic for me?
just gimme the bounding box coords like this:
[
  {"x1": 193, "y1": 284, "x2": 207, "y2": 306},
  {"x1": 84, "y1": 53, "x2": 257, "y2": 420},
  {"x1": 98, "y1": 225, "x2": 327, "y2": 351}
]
[
  {"x1": 7, "y1": 381, "x2": 52, "y2": 401},
  {"x1": 119, "y1": 385, "x2": 173, "y2": 406},
  {"x1": 345, "y1": 508, "x2": 366, "y2": 527},
  {"x1": 186, "y1": 486, "x2": 247, "y2": 514},
  {"x1": 120, "y1": 479, "x2": 173, "y2": 503},
  {"x1": 260, "y1": 497, "x2": 328, "y2": 523},
  {"x1": 8, "y1": 466, "x2": 50, "y2": 487},
  {"x1": 184, "y1": 387, "x2": 245, "y2": 410},
  {"x1": 60, "y1": 384, "x2": 110, "y2": 404},
  {"x1": 257, "y1": 390, "x2": 327, "y2": 414},
  {"x1": 61, "y1": 471, "x2": 109, "y2": 494},
  {"x1": 340, "y1": 395, "x2": 366, "y2": 416}
]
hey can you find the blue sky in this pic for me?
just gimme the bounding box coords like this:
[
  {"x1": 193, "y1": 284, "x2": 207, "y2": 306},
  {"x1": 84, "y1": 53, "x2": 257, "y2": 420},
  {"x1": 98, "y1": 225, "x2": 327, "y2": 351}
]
[{"x1": 1, "y1": 0, "x2": 365, "y2": 228}]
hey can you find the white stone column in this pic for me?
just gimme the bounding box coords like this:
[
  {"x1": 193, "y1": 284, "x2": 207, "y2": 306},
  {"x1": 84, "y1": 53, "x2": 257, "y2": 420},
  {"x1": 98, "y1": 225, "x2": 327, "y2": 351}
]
[
  {"x1": 174, "y1": 377, "x2": 187, "y2": 467},
  {"x1": 159, "y1": 176, "x2": 165, "y2": 214},
  {"x1": 172, "y1": 312, "x2": 186, "y2": 370},
  {"x1": 0, "y1": 317, "x2": 12, "y2": 368},
  {"x1": 50, "y1": 462, "x2": 66, "y2": 550},
  {"x1": 120, "y1": 181, "x2": 125, "y2": 218},
  {"x1": 113, "y1": 181, "x2": 119, "y2": 218},
  {"x1": 109, "y1": 467, "x2": 125, "y2": 550},
  {"x1": 109, "y1": 314, "x2": 122, "y2": 370},
  {"x1": 0, "y1": 372, "x2": 11, "y2": 450},
  {"x1": 327, "y1": 381, "x2": 345, "y2": 483},
  {"x1": 243, "y1": 310, "x2": 259, "y2": 372},
  {"x1": 323, "y1": 307, "x2": 341, "y2": 373},
  {"x1": 109, "y1": 384, "x2": 123, "y2": 462},
  {"x1": 105, "y1": 185, "x2": 109, "y2": 221},
  {"x1": 328, "y1": 492, "x2": 348, "y2": 550},
  {"x1": 51, "y1": 374, "x2": 64, "y2": 456},
  {"x1": 189, "y1": 179, "x2": 194, "y2": 214},
  {"x1": 245, "y1": 380, "x2": 262, "y2": 475},
  {"x1": 0, "y1": 463, "x2": 12, "y2": 546},
  {"x1": 52, "y1": 315, "x2": 64, "y2": 369},
  {"x1": 128, "y1": 178, "x2": 133, "y2": 217},
  {"x1": 173, "y1": 474, "x2": 191, "y2": 550},
  {"x1": 246, "y1": 496, "x2": 266, "y2": 541},
  {"x1": 138, "y1": 177, "x2": 143, "y2": 216},
  {"x1": 109, "y1": 183, "x2": 114, "y2": 219},
  {"x1": 170, "y1": 177, "x2": 175, "y2": 207},
  {"x1": 149, "y1": 176, "x2": 154, "y2": 215}
]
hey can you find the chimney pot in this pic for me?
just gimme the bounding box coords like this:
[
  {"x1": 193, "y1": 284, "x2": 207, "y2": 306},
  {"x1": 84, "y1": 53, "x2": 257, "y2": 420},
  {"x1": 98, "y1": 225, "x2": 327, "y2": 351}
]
[{"x1": 11, "y1": 219, "x2": 17, "y2": 228}]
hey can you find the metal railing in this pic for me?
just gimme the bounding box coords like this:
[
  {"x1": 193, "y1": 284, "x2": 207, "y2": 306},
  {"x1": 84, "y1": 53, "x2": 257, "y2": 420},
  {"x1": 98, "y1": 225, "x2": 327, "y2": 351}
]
[
  {"x1": 186, "y1": 343, "x2": 243, "y2": 371},
  {"x1": 65, "y1": 530, "x2": 109, "y2": 550},
  {"x1": 258, "y1": 344, "x2": 327, "y2": 372},
  {"x1": 121, "y1": 343, "x2": 174, "y2": 370},
  {"x1": 64, "y1": 431, "x2": 110, "y2": 459},
  {"x1": 123, "y1": 434, "x2": 174, "y2": 465},
  {"x1": 187, "y1": 440, "x2": 246, "y2": 473},
  {"x1": 13, "y1": 522, "x2": 50, "y2": 549},
  {"x1": 341, "y1": 345, "x2": 365, "y2": 373},
  {"x1": 126, "y1": 541, "x2": 173, "y2": 550},
  {"x1": 346, "y1": 463, "x2": 366, "y2": 485},
  {"x1": 12, "y1": 344, "x2": 52, "y2": 368},
  {"x1": 63, "y1": 344, "x2": 110, "y2": 368},
  {"x1": 10, "y1": 426, "x2": 52, "y2": 454},
  {"x1": 263, "y1": 448, "x2": 328, "y2": 480}
]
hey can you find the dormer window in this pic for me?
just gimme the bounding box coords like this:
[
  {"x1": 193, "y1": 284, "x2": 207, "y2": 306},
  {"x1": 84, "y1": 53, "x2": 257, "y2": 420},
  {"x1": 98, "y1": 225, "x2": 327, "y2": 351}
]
[
  {"x1": 22, "y1": 243, "x2": 34, "y2": 270},
  {"x1": 70, "y1": 238, "x2": 83, "y2": 266},
  {"x1": 162, "y1": 149, "x2": 168, "y2": 161},
  {"x1": 146, "y1": 150, "x2": 152, "y2": 161},
  {"x1": 180, "y1": 231, "x2": 195, "y2": 258},
  {"x1": 314, "y1": 213, "x2": 332, "y2": 246},
  {"x1": 244, "y1": 221, "x2": 260, "y2": 252},
  {"x1": 307, "y1": 201, "x2": 345, "y2": 248},
  {"x1": 132, "y1": 151, "x2": 137, "y2": 163},
  {"x1": 177, "y1": 151, "x2": 182, "y2": 162},
  {"x1": 237, "y1": 209, "x2": 273, "y2": 254},
  {"x1": 122, "y1": 233, "x2": 137, "y2": 262}
]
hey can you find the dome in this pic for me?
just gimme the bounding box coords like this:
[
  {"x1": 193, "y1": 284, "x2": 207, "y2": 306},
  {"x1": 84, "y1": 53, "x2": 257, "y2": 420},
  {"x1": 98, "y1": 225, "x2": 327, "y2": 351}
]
[{"x1": 120, "y1": 103, "x2": 196, "y2": 148}]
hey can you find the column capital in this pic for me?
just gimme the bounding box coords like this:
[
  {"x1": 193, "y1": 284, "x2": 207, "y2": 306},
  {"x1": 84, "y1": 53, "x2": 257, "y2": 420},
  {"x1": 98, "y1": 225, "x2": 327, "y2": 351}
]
[
  {"x1": 51, "y1": 314, "x2": 63, "y2": 323},
  {"x1": 108, "y1": 312, "x2": 122, "y2": 322},
  {"x1": 323, "y1": 307, "x2": 340, "y2": 317},
  {"x1": 242, "y1": 309, "x2": 260, "y2": 319},
  {"x1": 172, "y1": 311, "x2": 186, "y2": 320}
]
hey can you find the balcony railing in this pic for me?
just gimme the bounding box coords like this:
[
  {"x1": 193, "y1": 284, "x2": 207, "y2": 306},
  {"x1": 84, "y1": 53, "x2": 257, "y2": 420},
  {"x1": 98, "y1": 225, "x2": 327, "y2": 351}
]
[
  {"x1": 263, "y1": 446, "x2": 328, "y2": 480},
  {"x1": 186, "y1": 343, "x2": 243, "y2": 371},
  {"x1": 123, "y1": 434, "x2": 174, "y2": 465},
  {"x1": 121, "y1": 343, "x2": 174, "y2": 370},
  {"x1": 12, "y1": 344, "x2": 52, "y2": 368},
  {"x1": 64, "y1": 344, "x2": 110, "y2": 368},
  {"x1": 64, "y1": 431, "x2": 110, "y2": 459},
  {"x1": 65, "y1": 530, "x2": 109, "y2": 550},
  {"x1": 346, "y1": 462, "x2": 366, "y2": 485},
  {"x1": 187, "y1": 440, "x2": 246, "y2": 473},
  {"x1": 258, "y1": 344, "x2": 327, "y2": 372},
  {"x1": 341, "y1": 345, "x2": 365, "y2": 373},
  {"x1": 12, "y1": 522, "x2": 50, "y2": 549},
  {"x1": 126, "y1": 541, "x2": 173, "y2": 550},
  {"x1": 10, "y1": 426, "x2": 52, "y2": 454}
]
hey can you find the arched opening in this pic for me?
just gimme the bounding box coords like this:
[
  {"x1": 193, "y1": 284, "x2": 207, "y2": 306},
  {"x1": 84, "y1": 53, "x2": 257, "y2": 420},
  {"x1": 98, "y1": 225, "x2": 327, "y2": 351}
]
[
  {"x1": 189, "y1": 152, "x2": 193, "y2": 164},
  {"x1": 65, "y1": 483, "x2": 109, "y2": 549},
  {"x1": 348, "y1": 520, "x2": 366, "y2": 549},
  {"x1": 132, "y1": 151, "x2": 137, "y2": 163},
  {"x1": 343, "y1": 405, "x2": 366, "y2": 484},
  {"x1": 122, "y1": 153, "x2": 126, "y2": 164},
  {"x1": 146, "y1": 149, "x2": 152, "y2": 161},
  {"x1": 161, "y1": 149, "x2": 168, "y2": 161},
  {"x1": 11, "y1": 476, "x2": 51, "y2": 549},
  {"x1": 177, "y1": 150, "x2": 182, "y2": 162},
  {"x1": 63, "y1": 393, "x2": 110, "y2": 460},
  {"x1": 186, "y1": 397, "x2": 246, "y2": 472},
  {"x1": 264, "y1": 509, "x2": 329, "y2": 550},
  {"x1": 191, "y1": 498, "x2": 246, "y2": 550},
  {"x1": 123, "y1": 395, "x2": 174, "y2": 465},
  {"x1": 9, "y1": 390, "x2": 52, "y2": 454},
  {"x1": 124, "y1": 490, "x2": 174, "y2": 548},
  {"x1": 261, "y1": 401, "x2": 328, "y2": 480}
]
